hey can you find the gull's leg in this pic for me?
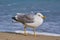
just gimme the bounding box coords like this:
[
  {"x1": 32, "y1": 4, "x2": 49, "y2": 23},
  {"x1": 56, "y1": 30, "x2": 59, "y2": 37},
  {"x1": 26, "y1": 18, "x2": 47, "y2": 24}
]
[
  {"x1": 33, "y1": 28, "x2": 36, "y2": 38},
  {"x1": 24, "y1": 24, "x2": 27, "y2": 36}
]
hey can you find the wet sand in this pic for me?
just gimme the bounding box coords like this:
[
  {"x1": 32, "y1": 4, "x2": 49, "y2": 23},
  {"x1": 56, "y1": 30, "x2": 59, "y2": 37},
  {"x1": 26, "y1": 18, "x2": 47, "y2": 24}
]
[{"x1": 0, "y1": 32, "x2": 60, "y2": 40}]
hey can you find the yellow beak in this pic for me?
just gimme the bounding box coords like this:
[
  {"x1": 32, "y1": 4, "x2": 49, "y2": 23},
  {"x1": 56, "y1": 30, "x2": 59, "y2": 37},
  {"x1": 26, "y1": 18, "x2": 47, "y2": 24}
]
[{"x1": 42, "y1": 16, "x2": 46, "y2": 19}]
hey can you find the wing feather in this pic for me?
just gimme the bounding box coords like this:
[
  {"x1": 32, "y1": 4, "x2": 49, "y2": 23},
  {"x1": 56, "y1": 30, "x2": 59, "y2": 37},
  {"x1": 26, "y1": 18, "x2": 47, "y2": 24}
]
[{"x1": 16, "y1": 14, "x2": 34, "y2": 23}]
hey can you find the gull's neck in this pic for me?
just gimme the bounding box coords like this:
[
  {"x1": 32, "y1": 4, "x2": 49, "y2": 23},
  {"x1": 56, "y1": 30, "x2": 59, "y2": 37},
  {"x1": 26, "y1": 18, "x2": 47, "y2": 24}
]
[{"x1": 34, "y1": 15, "x2": 43, "y2": 26}]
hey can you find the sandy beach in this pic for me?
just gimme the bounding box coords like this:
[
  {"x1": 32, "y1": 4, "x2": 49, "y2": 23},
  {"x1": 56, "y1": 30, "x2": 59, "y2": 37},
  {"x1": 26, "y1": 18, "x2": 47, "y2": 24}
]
[{"x1": 0, "y1": 32, "x2": 60, "y2": 40}]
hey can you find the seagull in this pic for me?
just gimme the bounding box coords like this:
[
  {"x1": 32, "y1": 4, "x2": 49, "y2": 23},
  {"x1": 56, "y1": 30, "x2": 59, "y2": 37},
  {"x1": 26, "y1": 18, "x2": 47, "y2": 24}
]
[{"x1": 12, "y1": 12, "x2": 46, "y2": 37}]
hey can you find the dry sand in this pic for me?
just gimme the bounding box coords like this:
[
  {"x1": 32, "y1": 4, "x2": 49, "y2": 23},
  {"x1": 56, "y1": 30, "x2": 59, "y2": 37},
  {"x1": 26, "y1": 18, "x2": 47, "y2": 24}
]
[{"x1": 0, "y1": 32, "x2": 60, "y2": 40}]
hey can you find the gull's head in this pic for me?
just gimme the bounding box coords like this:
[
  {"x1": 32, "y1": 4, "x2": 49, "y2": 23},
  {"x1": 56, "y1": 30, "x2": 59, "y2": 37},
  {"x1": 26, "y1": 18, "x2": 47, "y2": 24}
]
[{"x1": 36, "y1": 13, "x2": 46, "y2": 19}]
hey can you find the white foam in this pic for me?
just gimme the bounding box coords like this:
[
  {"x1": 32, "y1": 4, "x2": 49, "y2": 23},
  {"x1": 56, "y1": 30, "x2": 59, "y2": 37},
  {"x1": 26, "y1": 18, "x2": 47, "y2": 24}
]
[{"x1": 14, "y1": 30, "x2": 60, "y2": 37}]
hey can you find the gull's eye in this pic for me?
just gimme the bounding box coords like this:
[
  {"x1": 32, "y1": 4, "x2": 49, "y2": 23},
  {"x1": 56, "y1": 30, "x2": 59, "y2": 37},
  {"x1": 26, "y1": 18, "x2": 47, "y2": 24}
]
[{"x1": 38, "y1": 15, "x2": 40, "y2": 16}]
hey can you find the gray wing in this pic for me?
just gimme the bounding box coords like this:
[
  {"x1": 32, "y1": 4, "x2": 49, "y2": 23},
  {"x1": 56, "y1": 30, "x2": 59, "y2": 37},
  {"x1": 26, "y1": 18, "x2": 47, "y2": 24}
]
[{"x1": 16, "y1": 14, "x2": 34, "y2": 23}]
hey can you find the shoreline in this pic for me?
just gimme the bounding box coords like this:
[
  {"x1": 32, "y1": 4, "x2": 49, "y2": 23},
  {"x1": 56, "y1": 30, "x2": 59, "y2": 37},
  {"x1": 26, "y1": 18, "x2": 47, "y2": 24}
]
[{"x1": 0, "y1": 32, "x2": 60, "y2": 40}]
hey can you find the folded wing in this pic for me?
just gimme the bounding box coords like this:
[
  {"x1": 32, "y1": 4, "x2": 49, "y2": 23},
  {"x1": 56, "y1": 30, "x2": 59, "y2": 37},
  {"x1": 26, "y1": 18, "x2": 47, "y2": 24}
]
[{"x1": 16, "y1": 14, "x2": 34, "y2": 24}]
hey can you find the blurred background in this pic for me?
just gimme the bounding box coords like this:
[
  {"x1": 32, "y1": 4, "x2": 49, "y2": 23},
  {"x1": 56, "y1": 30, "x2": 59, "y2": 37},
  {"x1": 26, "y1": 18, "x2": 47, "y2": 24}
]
[{"x1": 0, "y1": 0, "x2": 60, "y2": 34}]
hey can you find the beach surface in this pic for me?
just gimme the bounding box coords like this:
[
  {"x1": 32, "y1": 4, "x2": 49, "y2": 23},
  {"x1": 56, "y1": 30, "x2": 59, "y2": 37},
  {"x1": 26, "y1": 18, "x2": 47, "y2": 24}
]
[{"x1": 0, "y1": 32, "x2": 60, "y2": 40}]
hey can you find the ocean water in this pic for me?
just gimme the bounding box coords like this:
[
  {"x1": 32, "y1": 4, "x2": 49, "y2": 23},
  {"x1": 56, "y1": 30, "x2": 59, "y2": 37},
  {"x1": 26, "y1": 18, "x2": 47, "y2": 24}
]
[{"x1": 0, "y1": 0, "x2": 60, "y2": 34}]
